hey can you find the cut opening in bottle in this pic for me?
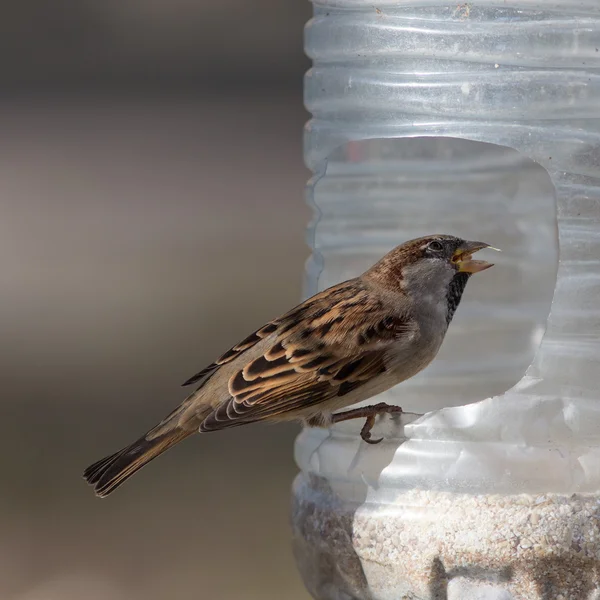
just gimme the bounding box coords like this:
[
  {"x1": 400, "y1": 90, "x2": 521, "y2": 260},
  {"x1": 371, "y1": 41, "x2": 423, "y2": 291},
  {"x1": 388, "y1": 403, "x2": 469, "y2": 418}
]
[{"x1": 306, "y1": 137, "x2": 558, "y2": 412}]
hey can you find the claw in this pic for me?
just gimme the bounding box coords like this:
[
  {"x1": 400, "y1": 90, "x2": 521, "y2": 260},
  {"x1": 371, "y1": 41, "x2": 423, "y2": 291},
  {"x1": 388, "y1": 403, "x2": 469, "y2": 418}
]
[
  {"x1": 362, "y1": 435, "x2": 383, "y2": 445},
  {"x1": 331, "y1": 402, "x2": 403, "y2": 444}
]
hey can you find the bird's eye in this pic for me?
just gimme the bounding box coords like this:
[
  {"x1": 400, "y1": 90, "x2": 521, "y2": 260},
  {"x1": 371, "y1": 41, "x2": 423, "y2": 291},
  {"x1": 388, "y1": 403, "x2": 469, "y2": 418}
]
[{"x1": 428, "y1": 241, "x2": 444, "y2": 252}]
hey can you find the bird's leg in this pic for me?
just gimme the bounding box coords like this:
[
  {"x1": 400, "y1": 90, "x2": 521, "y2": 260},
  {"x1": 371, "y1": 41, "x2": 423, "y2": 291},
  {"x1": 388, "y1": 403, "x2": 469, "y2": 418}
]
[{"x1": 330, "y1": 402, "x2": 403, "y2": 445}]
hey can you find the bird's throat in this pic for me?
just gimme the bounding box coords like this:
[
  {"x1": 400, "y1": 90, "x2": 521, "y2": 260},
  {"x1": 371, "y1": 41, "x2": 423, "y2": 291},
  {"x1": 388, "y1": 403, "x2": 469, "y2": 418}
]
[{"x1": 446, "y1": 272, "x2": 471, "y2": 325}]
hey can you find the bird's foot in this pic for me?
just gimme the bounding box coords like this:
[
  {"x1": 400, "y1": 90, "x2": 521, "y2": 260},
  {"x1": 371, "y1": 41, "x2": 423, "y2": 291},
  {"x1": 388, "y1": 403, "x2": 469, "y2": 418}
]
[{"x1": 331, "y1": 402, "x2": 403, "y2": 444}]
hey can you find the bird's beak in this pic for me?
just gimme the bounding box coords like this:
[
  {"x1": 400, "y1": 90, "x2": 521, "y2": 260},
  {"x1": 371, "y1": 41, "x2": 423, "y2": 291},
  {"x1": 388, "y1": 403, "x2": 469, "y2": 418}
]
[{"x1": 452, "y1": 241, "x2": 499, "y2": 274}]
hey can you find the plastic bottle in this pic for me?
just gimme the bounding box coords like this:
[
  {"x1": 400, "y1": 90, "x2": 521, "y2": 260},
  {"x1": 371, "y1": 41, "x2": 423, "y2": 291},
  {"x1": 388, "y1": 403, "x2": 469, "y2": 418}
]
[{"x1": 292, "y1": 2, "x2": 600, "y2": 598}]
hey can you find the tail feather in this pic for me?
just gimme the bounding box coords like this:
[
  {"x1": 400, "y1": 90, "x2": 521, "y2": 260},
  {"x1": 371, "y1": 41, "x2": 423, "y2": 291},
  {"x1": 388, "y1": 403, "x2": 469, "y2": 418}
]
[{"x1": 83, "y1": 429, "x2": 192, "y2": 498}]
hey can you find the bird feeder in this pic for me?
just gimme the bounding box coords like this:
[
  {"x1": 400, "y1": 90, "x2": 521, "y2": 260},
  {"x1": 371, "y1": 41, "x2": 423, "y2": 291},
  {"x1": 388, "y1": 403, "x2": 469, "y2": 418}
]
[{"x1": 292, "y1": 2, "x2": 600, "y2": 598}]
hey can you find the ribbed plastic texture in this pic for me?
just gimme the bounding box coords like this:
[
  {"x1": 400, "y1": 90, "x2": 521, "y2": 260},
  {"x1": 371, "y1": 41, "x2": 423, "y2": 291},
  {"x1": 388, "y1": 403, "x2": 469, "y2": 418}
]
[{"x1": 293, "y1": 2, "x2": 600, "y2": 599}]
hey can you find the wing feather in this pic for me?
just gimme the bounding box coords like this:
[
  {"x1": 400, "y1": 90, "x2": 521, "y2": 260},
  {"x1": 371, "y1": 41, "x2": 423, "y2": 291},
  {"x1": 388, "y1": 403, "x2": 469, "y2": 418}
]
[
  {"x1": 193, "y1": 279, "x2": 416, "y2": 432},
  {"x1": 181, "y1": 322, "x2": 279, "y2": 387}
]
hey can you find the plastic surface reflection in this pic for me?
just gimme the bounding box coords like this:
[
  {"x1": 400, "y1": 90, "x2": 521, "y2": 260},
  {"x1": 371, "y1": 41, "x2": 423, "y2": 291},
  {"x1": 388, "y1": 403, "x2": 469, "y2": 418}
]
[{"x1": 293, "y1": 1, "x2": 600, "y2": 598}]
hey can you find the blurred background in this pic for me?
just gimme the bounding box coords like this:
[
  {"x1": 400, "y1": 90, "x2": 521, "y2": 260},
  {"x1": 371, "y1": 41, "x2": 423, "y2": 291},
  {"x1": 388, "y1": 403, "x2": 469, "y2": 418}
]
[{"x1": 0, "y1": 2, "x2": 313, "y2": 599}]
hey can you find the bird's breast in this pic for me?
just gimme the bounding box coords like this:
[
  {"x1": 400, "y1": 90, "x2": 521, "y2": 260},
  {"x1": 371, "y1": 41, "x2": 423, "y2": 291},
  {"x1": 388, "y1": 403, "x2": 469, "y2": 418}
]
[{"x1": 385, "y1": 312, "x2": 447, "y2": 385}]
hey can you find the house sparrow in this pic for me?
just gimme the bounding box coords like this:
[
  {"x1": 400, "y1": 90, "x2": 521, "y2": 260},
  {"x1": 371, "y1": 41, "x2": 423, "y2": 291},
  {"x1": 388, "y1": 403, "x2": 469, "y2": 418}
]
[{"x1": 84, "y1": 234, "x2": 495, "y2": 497}]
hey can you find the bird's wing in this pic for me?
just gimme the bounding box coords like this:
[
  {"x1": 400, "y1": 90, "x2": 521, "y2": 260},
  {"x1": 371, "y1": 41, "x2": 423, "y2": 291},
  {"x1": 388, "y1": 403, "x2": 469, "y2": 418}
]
[
  {"x1": 193, "y1": 279, "x2": 416, "y2": 432},
  {"x1": 181, "y1": 279, "x2": 372, "y2": 390}
]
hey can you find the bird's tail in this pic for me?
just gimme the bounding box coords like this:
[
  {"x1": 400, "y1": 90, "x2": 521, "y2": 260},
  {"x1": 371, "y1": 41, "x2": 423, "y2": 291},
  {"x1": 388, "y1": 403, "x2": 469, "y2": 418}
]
[{"x1": 83, "y1": 428, "x2": 193, "y2": 498}]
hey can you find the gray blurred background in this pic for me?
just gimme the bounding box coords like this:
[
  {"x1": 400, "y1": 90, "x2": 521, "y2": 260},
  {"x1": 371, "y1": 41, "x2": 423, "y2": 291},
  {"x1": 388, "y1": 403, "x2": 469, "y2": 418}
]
[{"x1": 1, "y1": 2, "x2": 312, "y2": 599}]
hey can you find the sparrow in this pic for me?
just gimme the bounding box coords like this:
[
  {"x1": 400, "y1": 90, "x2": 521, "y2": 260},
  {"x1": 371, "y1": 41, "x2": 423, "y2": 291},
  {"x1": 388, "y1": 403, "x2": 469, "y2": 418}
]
[{"x1": 84, "y1": 234, "x2": 495, "y2": 497}]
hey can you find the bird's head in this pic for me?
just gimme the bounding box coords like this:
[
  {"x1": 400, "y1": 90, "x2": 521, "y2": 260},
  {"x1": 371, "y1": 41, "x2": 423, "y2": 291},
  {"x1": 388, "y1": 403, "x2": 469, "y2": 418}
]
[{"x1": 364, "y1": 234, "x2": 497, "y2": 313}]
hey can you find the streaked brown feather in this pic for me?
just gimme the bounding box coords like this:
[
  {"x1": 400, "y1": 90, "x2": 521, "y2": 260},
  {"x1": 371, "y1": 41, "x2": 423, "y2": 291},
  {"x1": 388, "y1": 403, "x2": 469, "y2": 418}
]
[{"x1": 194, "y1": 279, "x2": 415, "y2": 432}]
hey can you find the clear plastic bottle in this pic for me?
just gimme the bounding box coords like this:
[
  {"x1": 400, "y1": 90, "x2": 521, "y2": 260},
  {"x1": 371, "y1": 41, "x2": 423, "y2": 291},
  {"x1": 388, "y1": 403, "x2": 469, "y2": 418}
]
[{"x1": 292, "y1": 2, "x2": 600, "y2": 599}]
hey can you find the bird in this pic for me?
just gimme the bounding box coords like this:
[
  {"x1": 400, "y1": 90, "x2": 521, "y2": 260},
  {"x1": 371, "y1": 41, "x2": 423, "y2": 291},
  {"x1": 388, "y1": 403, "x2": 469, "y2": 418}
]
[{"x1": 83, "y1": 234, "x2": 496, "y2": 497}]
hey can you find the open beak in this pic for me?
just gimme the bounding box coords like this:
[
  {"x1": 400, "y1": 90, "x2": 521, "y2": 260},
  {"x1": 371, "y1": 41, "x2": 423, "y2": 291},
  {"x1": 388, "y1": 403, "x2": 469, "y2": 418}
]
[{"x1": 452, "y1": 241, "x2": 499, "y2": 274}]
